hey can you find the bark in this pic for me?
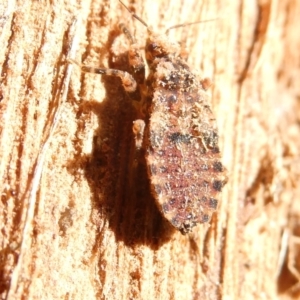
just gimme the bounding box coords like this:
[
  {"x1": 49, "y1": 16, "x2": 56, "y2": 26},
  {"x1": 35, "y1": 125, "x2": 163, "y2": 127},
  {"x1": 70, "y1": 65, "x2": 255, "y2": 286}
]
[{"x1": 1, "y1": 0, "x2": 300, "y2": 299}]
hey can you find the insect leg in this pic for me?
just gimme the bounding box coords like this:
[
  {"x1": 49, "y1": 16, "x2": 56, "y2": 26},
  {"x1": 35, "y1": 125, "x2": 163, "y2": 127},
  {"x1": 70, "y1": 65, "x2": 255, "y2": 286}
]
[
  {"x1": 119, "y1": 23, "x2": 145, "y2": 85},
  {"x1": 132, "y1": 119, "x2": 145, "y2": 150},
  {"x1": 118, "y1": 23, "x2": 147, "y2": 148},
  {"x1": 69, "y1": 58, "x2": 140, "y2": 101}
]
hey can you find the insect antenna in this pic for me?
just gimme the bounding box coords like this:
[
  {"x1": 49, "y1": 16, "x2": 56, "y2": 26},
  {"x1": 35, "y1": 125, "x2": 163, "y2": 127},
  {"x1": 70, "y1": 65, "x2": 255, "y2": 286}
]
[
  {"x1": 119, "y1": 23, "x2": 136, "y2": 44},
  {"x1": 119, "y1": 0, "x2": 149, "y2": 28},
  {"x1": 165, "y1": 18, "x2": 218, "y2": 34}
]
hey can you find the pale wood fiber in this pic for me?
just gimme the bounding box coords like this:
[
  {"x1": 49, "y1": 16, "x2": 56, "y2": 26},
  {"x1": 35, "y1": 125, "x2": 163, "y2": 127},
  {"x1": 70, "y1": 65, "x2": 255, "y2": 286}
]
[{"x1": 0, "y1": 0, "x2": 300, "y2": 299}]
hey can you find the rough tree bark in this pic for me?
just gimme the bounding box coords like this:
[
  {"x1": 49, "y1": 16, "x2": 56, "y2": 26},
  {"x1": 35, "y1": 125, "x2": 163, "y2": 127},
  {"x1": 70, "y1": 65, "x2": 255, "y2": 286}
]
[{"x1": 1, "y1": 0, "x2": 300, "y2": 299}]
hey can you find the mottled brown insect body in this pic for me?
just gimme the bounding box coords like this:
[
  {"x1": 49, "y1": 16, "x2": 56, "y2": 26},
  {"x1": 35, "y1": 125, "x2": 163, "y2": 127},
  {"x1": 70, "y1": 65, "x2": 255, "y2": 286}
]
[
  {"x1": 143, "y1": 32, "x2": 227, "y2": 234},
  {"x1": 72, "y1": 1, "x2": 228, "y2": 234}
]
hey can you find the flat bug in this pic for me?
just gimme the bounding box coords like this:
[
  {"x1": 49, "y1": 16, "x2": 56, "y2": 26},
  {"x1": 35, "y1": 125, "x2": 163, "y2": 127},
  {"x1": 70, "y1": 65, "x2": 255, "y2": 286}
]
[{"x1": 71, "y1": 1, "x2": 228, "y2": 234}]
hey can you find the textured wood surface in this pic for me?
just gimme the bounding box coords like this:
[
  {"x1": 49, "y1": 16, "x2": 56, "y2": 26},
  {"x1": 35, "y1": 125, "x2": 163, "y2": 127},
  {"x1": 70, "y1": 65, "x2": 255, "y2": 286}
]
[{"x1": 1, "y1": 0, "x2": 300, "y2": 299}]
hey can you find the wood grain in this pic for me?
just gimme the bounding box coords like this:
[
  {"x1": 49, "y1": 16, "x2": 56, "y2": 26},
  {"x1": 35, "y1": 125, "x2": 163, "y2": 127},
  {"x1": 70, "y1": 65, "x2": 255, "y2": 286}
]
[{"x1": 1, "y1": 0, "x2": 300, "y2": 299}]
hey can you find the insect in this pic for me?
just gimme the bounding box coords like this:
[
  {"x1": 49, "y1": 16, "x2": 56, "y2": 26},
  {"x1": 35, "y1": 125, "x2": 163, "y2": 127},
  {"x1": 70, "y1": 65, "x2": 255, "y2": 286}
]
[{"x1": 71, "y1": 0, "x2": 228, "y2": 234}]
